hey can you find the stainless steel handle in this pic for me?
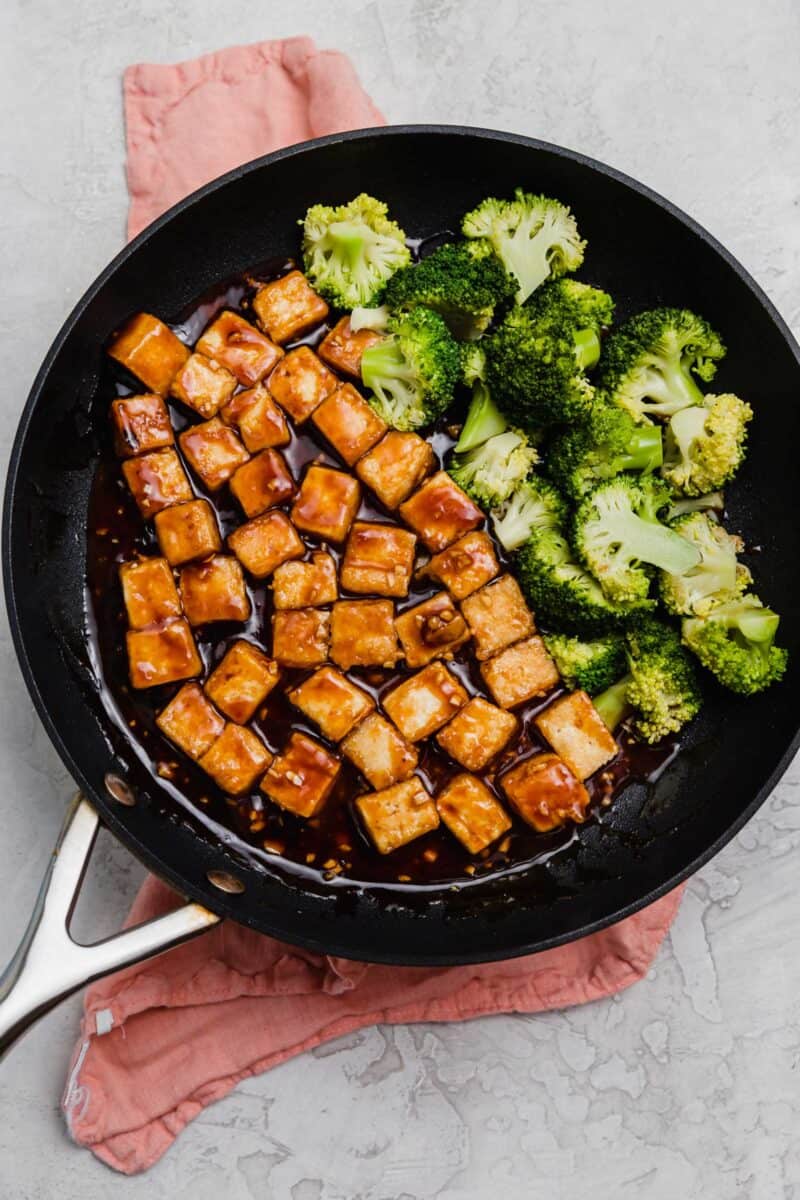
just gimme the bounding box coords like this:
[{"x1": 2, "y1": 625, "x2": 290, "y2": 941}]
[{"x1": 0, "y1": 793, "x2": 220, "y2": 1061}]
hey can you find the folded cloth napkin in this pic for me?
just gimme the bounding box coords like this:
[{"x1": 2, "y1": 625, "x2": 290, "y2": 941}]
[{"x1": 62, "y1": 37, "x2": 684, "y2": 1175}]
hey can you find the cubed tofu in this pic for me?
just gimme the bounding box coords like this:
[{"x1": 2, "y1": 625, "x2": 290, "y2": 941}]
[
  {"x1": 356, "y1": 432, "x2": 435, "y2": 510},
  {"x1": 126, "y1": 618, "x2": 201, "y2": 689},
  {"x1": 204, "y1": 640, "x2": 281, "y2": 723},
  {"x1": 340, "y1": 522, "x2": 417, "y2": 598},
  {"x1": 108, "y1": 313, "x2": 190, "y2": 394},
  {"x1": 271, "y1": 608, "x2": 330, "y2": 668},
  {"x1": 382, "y1": 662, "x2": 467, "y2": 743},
  {"x1": 356, "y1": 778, "x2": 439, "y2": 855},
  {"x1": 198, "y1": 723, "x2": 272, "y2": 795},
  {"x1": 179, "y1": 418, "x2": 250, "y2": 491},
  {"x1": 398, "y1": 471, "x2": 484, "y2": 552},
  {"x1": 436, "y1": 774, "x2": 512, "y2": 854},
  {"x1": 330, "y1": 600, "x2": 399, "y2": 670},
  {"x1": 261, "y1": 731, "x2": 341, "y2": 818},
  {"x1": 155, "y1": 499, "x2": 221, "y2": 566},
  {"x1": 500, "y1": 752, "x2": 590, "y2": 832},
  {"x1": 460, "y1": 575, "x2": 534, "y2": 661},
  {"x1": 122, "y1": 448, "x2": 193, "y2": 518},
  {"x1": 156, "y1": 683, "x2": 225, "y2": 760},
  {"x1": 341, "y1": 712, "x2": 418, "y2": 790},
  {"x1": 221, "y1": 384, "x2": 289, "y2": 452},
  {"x1": 111, "y1": 393, "x2": 174, "y2": 458},
  {"x1": 480, "y1": 636, "x2": 560, "y2": 709},
  {"x1": 170, "y1": 353, "x2": 237, "y2": 419},
  {"x1": 436, "y1": 697, "x2": 519, "y2": 771},
  {"x1": 394, "y1": 592, "x2": 470, "y2": 668},
  {"x1": 119, "y1": 557, "x2": 181, "y2": 629},
  {"x1": 196, "y1": 310, "x2": 282, "y2": 386},
  {"x1": 252, "y1": 270, "x2": 329, "y2": 344},
  {"x1": 311, "y1": 383, "x2": 386, "y2": 466},
  {"x1": 272, "y1": 551, "x2": 338, "y2": 610},
  {"x1": 229, "y1": 449, "x2": 295, "y2": 518},
  {"x1": 318, "y1": 315, "x2": 382, "y2": 378},
  {"x1": 179, "y1": 555, "x2": 250, "y2": 625},
  {"x1": 534, "y1": 691, "x2": 618, "y2": 781},
  {"x1": 288, "y1": 666, "x2": 374, "y2": 742},
  {"x1": 267, "y1": 347, "x2": 337, "y2": 423},
  {"x1": 291, "y1": 465, "x2": 360, "y2": 543},
  {"x1": 422, "y1": 531, "x2": 500, "y2": 601},
  {"x1": 228, "y1": 511, "x2": 304, "y2": 578}
]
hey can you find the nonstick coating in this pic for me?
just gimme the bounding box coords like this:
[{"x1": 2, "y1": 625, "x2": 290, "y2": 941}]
[{"x1": 4, "y1": 127, "x2": 800, "y2": 965}]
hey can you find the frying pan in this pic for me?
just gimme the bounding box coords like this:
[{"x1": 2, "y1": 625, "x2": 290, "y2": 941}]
[{"x1": 2, "y1": 126, "x2": 799, "y2": 1059}]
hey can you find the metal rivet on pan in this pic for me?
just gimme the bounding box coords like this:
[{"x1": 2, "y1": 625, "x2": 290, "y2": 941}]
[
  {"x1": 206, "y1": 869, "x2": 246, "y2": 894},
  {"x1": 105, "y1": 773, "x2": 136, "y2": 807}
]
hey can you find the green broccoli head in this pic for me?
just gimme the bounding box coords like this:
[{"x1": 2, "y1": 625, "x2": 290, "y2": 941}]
[
  {"x1": 624, "y1": 619, "x2": 703, "y2": 742},
  {"x1": 361, "y1": 307, "x2": 461, "y2": 432},
  {"x1": 448, "y1": 431, "x2": 538, "y2": 510},
  {"x1": 659, "y1": 512, "x2": 751, "y2": 617},
  {"x1": 461, "y1": 342, "x2": 487, "y2": 386},
  {"x1": 661, "y1": 393, "x2": 753, "y2": 496},
  {"x1": 526, "y1": 278, "x2": 614, "y2": 337},
  {"x1": 682, "y1": 595, "x2": 788, "y2": 695},
  {"x1": 490, "y1": 475, "x2": 567, "y2": 552},
  {"x1": 542, "y1": 631, "x2": 627, "y2": 695},
  {"x1": 546, "y1": 401, "x2": 664, "y2": 501},
  {"x1": 302, "y1": 193, "x2": 411, "y2": 308}
]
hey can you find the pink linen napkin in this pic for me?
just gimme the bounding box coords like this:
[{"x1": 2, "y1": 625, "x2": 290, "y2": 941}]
[{"x1": 62, "y1": 37, "x2": 684, "y2": 1174}]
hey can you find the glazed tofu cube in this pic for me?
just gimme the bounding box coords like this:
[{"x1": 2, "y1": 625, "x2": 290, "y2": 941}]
[
  {"x1": 272, "y1": 551, "x2": 337, "y2": 610},
  {"x1": 436, "y1": 774, "x2": 512, "y2": 854},
  {"x1": 108, "y1": 313, "x2": 190, "y2": 394},
  {"x1": 196, "y1": 310, "x2": 282, "y2": 386},
  {"x1": 252, "y1": 270, "x2": 329, "y2": 344},
  {"x1": 480, "y1": 636, "x2": 560, "y2": 709},
  {"x1": 122, "y1": 448, "x2": 193, "y2": 518},
  {"x1": 399, "y1": 471, "x2": 483, "y2": 552},
  {"x1": 394, "y1": 592, "x2": 470, "y2": 668},
  {"x1": 179, "y1": 418, "x2": 249, "y2": 491},
  {"x1": 341, "y1": 712, "x2": 418, "y2": 790},
  {"x1": 356, "y1": 778, "x2": 439, "y2": 855},
  {"x1": 268, "y1": 347, "x2": 337, "y2": 423},
  {"x1": 127, "y1": 618, "x2": 201, "y2": 689},
  {"x1": 271, "y1": 608, "x2": 330, "y2": 668},
  {"x1": 500, "y1": 752, "x2": 590, "y2": 832},
  {"x1": 436, "y1": 697, "x2": 519, "y2": 772},
  {"x1": 291, "y1": 465, "x2": 360, "y2": 543},
  {"x1": 204, "y1": 640, "x2": 281, "y2": 723},
  {"x1": 356, "y1": 432, "x2": 435, "y2": 510},
  {"x1": 119, "y1": 557, "x2": 181, "y2": 629},
  {"x1": 318, "y1": 316, "x2": 382, "y2": 378},
  {"x1": 228, "y1": 511, "x2": 304, "y2": 578},
  {"x1": 221, "y1": 384, "x2": 289, "y2": 452},
  {"x1": 156, "y1": 683, "x2": 225, "y2": 760},
  {"x1": 534, "y1": 691, "x2": 618, "y2": 781},
  {"x1": 288, "y1": 666, "x2": 374, "y2": 742},
  {"x1": 340, "y1": 522, "x2": 417, "y2": 598},
  {"x1": 229, "y1": 449, "x2": 295, "y2": 518},
  {"x1": 311, "y1": 383, "x2": 386, "y2": 466},
  {"x1": 383, "y1": 662, "x2": 467, "y2": 743},
  {"x1": 155, "y1": 499, "x2": 221, "y2": 566},
  {"x1": 199, "y1": 723, "x2": 272, "y2": 795},
  {"x1": 179, "y1": 555, "x2": 250, "y2": 625},
  {"x1": 170, "y1": 353, "x2": 237, "y2": 419},
  {"x1": 422, "y1": 531, "x2": 500, "y2": 601},
  {"x1": 261, "y1": 731, "x2": 341, "y2": 818},
  {"x1": 111, "y1": 393, "x2": 174, "y2": 458},
  {"x1": 330, "y1": 600, "x2": 399, "y2": 670},
  {"x1": 460, "y1": 575, "x2": 534, "y2": 661}
]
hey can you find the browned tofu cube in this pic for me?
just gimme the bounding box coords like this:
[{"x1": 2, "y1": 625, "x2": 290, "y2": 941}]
[
  {"x1": 261, "y1": 731, "x2": 341, "y2": 818},
  {"x1": 126, "y1": 618, "x2": 201, "y2": 689},
  {"x1": 330, "y1": 600, "x2": 399, "y2": 670},
  {"x1": 156, "y1": 683, "x2": 225, "y2": 760},
  {"x1": 179, "y1": 555, "x2": 250, "y2": 625},
  {"x1": 460, "y1": 575, "x2": 534, "y2": 661},
  {"x1": 356, "y1": 778, "x2": 439, "y2": 855},
  {"x1": 170, "y1": 353, "x2": 237, "y2": 419},
  {"x1": 399, "y1": 471, "x2": 484, "y2": 552},
  {"x1": 422, "y1": 531, "x2": 500, "y2": 601},
  {"x1": 318, "y1": 315, "x2": 382, "y2": 378},
  {"x1": 179, "y1": 418, "x2": 249, "y2": 491},
  {"x1": 500, "y1": 752, "x2": 590, "y2": 832},
  {"x1": 111, "y1": 393, "x2": 174, "y2": 458},
  {"x1": 272, "y1": 551, "x2": 337, "y2": 610},
  {"x1": 221, "y1": 384, "x2": 289, "y2": 452},
  {"x1": 271, "y1": 608, "x2": 330, "y2": 668},
  {"x1": 288, "y1": 666, "x2": 374, "y2": 742},
  {"x1": 340, "y1": 522, "x2": 417, "y2": 598},
  {"x1": 436, "y1": 774, "x2": 512, "y2": 854},
  {"x1": 122, "y1": 448, "x2": 193, "y2": 518},
  {"x1": 229, "y1": 449, "x2": 295, "y2": 518},
  {"x1": 356, "y1": 432, "x2": 435, "y2": 510},
  {"x1": 311, "y1": 383, "x2": 387, "y2": 466},
  {"x1": 436, "y1": 697, "x2": 519, "y2": 771},
  {"x1": 119, "y1": 557, "x2": 181, "y2": 629},
  {"x1": 108, "y1": 313, "x2": 190, "y2": 394},
  {"x1": 228, "y1": 511, "x2": 304, "y2": 578},
  {"x1": 395, "y1": 592, "x2": 471, "y2": 668},
  {"x1": 383, "y1": 662, "x2": 468, "y2": 743},
  {"x1": 267, "y1": 347, "x2": 337, "y2": 423},
  {"x1": 291, "y1": 465, "x2": 360, "y2": 543},
  {"x1": 155, "y1": 499, "x2": 221, "y2": 566},
  {"x1": 196, "y1": 310, "x2": 282, "y2": 386},
  {"x1": 480, "y1": 636, "x2": 560, "y2": 709},
  {"x1": 198, "y1": 722, "x2": 272, "y2": 795},
  {"x1": 252, "y1": 270, "x2": 329, "y2": 344},
  {"x1": 204, "y1": 640, "x2": 281, "y2": 724},
  {"x1": 534, "y1": 691, "x2": 618, "y2": 781},
  {"x1": 341, "y1": 712, "x2": 418, "y2": 790}
]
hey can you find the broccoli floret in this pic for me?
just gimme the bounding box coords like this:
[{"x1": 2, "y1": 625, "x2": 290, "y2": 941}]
[
  {"x1": 659, "y1": 512, "x2": 751, "y2": 617},
  {"x1": 461, "y1": 342, "x2": 487, "y2": 386},
  {"x1": 361, "y1": 307, "x2": 460, "y2": 432},
  {"x1": 661, "y1": 393, "x2": 752, "y2": 496},
  {"x1": 491, "y1": 476, "x2": 567, "y2": 552},
  {"x1": 449, "y1": 431, "x2": 538, "y2": 510},
  {"x1": 546, "y1": 402, "x2": 663, "y2": 501},
  {"x1": 542, "y1": 631, "x2": 627, "y2": 695},
  {"x1": 600, "y1": 308, "x2": 726, "y2": 423},
  {"x1": 527, "y1": 277, "x2": 614, "y2": 341},
  {"x1": 666, "y1": 491, "x2": 726, "y2": 521},
  {"x1": 462, "y1": 189, "x2": 586, "y2": 304},
  {"x1": 349, "y1": 305, "x2": 390, "y2": 332},
  {"x1": 302, "y1": 193, "x2": 411, "y2": 308},
  {"x1": 682, "y1": 596, "x2": 788, "y2": 695}
]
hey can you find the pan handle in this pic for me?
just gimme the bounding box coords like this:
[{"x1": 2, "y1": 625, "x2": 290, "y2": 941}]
[{"x1": 0, "y1": 793, "x2": 220, "y2": 1061}]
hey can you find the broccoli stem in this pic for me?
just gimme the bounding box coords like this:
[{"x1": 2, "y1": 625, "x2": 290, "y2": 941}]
[
  {"x1": 455, "y1": 382, "x2": 508, "y2": 451},
  {"x1": 329, "y1": 221, "x2": 366, "y2": 269},
  {"x1": 574, "y1": 328, "x2": 601, "y2": 371},
  {"x1": 593, "y1": 675, "x2": 633, "y2": 731},
  {"x1": 653, "y1": 359, "x2": 705, "y2": 411},
  {"x1": 620, "y1": 425, "x2": 663, "y2": 472},
  {"x1": 601, "y1": 511, "x2": 701, "y2": 575}
]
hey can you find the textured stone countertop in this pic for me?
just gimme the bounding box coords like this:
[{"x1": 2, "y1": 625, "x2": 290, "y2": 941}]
[{"x1": 2, "y1": 1, "x2": 800, "y2": 1196}]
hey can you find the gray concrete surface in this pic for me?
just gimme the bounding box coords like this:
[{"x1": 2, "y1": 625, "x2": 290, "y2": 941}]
[{"x1": 2, "y1": 0, "x2": 800, "y2": 1195}]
